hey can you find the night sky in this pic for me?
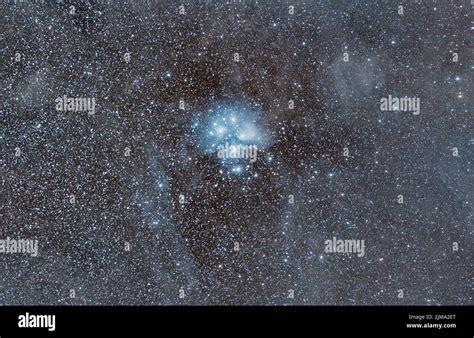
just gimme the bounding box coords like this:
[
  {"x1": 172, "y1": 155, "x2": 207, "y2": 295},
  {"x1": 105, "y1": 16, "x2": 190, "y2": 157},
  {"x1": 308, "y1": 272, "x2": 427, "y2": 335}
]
[{"x1": 2, "y1": 0, "x2": 472, "y2": 305}]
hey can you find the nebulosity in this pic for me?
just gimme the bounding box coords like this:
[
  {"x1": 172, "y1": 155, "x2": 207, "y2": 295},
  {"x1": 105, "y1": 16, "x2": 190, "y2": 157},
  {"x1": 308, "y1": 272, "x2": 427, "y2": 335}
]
[
  {"x1": 1, "y1": 1, "x2": 472, "y2": 305},
  {"x1": 198, "y1": 102, "x2": 268, "y2": 151}
]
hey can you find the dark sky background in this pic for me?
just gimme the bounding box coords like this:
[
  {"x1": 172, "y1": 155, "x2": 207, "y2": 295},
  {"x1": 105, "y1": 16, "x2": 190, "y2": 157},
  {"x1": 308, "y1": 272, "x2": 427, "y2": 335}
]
[{"x1": 2, "y1": 0, "x2": 472, "y2": 305}]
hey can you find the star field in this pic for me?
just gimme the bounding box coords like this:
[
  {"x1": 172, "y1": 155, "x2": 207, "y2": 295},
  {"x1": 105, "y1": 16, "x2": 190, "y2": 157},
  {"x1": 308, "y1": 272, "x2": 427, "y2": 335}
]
[{"x1": 1, "y1": 0, "x2": 472, "y2": 305}]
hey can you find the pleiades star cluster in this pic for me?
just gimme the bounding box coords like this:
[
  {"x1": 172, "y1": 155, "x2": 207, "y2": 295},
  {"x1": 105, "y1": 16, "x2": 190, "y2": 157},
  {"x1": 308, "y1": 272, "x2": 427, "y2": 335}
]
[{"x1": 1, "y1": 0, "x2": 472, "y2": 305}]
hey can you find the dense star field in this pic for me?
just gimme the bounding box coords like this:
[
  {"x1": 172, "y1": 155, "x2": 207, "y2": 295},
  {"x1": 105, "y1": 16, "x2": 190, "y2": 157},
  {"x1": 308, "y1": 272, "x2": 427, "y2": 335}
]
[{"x1": 1, "y1": 1, "x2": 472, "y2": 305}]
